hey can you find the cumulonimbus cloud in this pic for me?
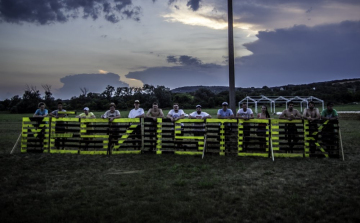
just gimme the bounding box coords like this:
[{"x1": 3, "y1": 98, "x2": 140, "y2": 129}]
[{"x1": 0, "y1": 0, "x2": 141, "y2": 25}]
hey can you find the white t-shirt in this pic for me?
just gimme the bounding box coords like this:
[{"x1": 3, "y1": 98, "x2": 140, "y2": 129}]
[
  {"x1": 128, "y1": 108, "x2": 144, "y2": 118},
  {"x1": 167, "y1": 109, "x2": 185, "y2": 119},
  {"x1": 103, "y1": 110, "x2": 121, "y2": 118},
  {"x1": 189, "y1": 111, "x2": 210, "y2": 118},
  {"x1": 237, "y1": 108, "x2": 253, "y2": 119}
]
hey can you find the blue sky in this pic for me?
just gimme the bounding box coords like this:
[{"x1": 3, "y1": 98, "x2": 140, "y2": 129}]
[{"x1": 0, "y1": 0, "x2": 359, "y2": 99}]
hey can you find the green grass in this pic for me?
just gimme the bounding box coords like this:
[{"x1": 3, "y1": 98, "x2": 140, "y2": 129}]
[{"x1": 0, "y1": 113, "x2": 360, "y2": 222}]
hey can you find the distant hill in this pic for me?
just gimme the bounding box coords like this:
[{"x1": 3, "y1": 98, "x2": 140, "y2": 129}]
[{"x1": 171, "y1": 78, "x2": 360, "y2": 93}]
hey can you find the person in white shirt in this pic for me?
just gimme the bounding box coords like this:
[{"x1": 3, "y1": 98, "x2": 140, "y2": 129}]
[
  {"x1": 189, "y1": 105, "x2": 211, "y2": 136},
  {"x1": 236, "y1": 103, "x2": 254, "y2": 120},
  {"x1": 128, "y1": 100, "x2": 145, "y2": 118},
  {"x1": 189, "y1": 105, "x2": 211, "y2": 120},
  {"x1": 237, "y1": 102, "x2": 254, "y2": 151},
  {"x1": 167, "y1": 103, "x2": 185, "y2": 121},
  {"x1": 102, "y1": 103, "x2": 121, "y2": 122}
]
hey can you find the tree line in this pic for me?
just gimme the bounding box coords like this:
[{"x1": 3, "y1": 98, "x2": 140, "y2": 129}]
[{"x1": 0, "y1": 79, "x2": 359, "y2": 113}]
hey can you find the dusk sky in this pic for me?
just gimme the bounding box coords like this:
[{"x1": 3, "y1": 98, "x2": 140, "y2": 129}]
[{"x1": 0, "y1": 0, "x2": 359, "y2": 99}]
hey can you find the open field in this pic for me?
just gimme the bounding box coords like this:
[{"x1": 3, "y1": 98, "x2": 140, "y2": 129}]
[{"x1": 0, "y1": 110, "x2": 360, "y2": 222}]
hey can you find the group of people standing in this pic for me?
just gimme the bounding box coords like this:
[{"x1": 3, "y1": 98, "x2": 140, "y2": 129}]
[{"x1": 33, "y1": 100, "x2": 338, "y2": 121}]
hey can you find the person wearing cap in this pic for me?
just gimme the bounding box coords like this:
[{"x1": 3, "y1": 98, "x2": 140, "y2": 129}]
[
  {"x1": 189, "y1": 105, "x2": 211, "y2": 120},
  {"x1": 217, "y1": 102, "x2": 234, "y2": 119},
  {"x1": 189, "y1": 105, "x2": 211, "y2": 136},
  {"x1": 167, "y1": 103, "x2": 185, "y2": 121},
  {"x1": 77, "y1": 107, "x2": 96, "y2": 150},
  {"x1": 321, "y1": 102, "x2": 338, "y2": 120},
  {"x1": 76, "y1": 107, "x2": 96, "y2": 119},
  {"x1": 237, "y1": 102, "x2": 254, "y2": 151},
  {"x1": 102, "y1": 102, "x2": 121, "y2": 121},
  {"x1": 146, "y1": 102, "x2": 164, "y2": 120},
  {"x1": 128, "y1": 100, "x2": 145, "y2": 118}
]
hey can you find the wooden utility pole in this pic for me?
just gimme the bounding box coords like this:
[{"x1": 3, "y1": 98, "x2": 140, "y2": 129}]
[{"x1": 228, "y1": 0, "x2": 236, "y2": 113}]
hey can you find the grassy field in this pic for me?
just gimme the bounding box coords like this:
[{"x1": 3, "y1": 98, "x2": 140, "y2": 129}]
[{"x1": 0, "y1": 107, "x2": 360, "y2": 222}]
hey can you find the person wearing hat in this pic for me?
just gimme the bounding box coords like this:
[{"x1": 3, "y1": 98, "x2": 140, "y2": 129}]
[
  {"x1": 102, "y1": 102, "x2": 121, "y2": 122},
  {"x1": 77, "y1": 107, "x2": 96, "y2": 150},
  {"x1": 189, "y1": 105, "x2": 211, "y2": 136},
  {"x1": 189, "y1": 105, "x2": 211, "y2": 120},
  {"x1": 128, "y1": 100, "x2": 145, "y2": 118},
  {"x1": 217, "y1": 102, "x2": 234, "y2": 119},
  {"x1": 76, "y1": 107, "x2": 96, "y2": 119}
]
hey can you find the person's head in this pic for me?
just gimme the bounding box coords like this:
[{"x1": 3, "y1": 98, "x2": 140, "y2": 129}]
[
  {"x1": 173, "y1": 103, "x2": 179, "y2": 111},
  {"x1": 222, "y1": 102, "x2": 228, "y2": 110},
  {"x1": 196, "y1": 105, "x2": 202, "y2": 113},
  {"x1": 83, "y1": 107, "x2": 89, "y2": 115},
  {"x1": 308, "y1": 101, "x2": 315, "y2": 109},
  {"x1": 242, "y1": 102, "x2": 248, "y2": 110},
  {"x1": 134, "y1": 100, "x2": 140, "y2": 108},
  {"x1": 109, "y1": 102, "x2": 116, "y2": 112},
  {"x1": 261, "y1": 105, "x2": 270, "y2": 118},
  {"x1": 152, "y1": 102, "x2": 158, "y2": 110},
  {"x1": 57, "y1": 101, "x2": 63, "y2": 110},
  {"x1": 38, "y1": 102, "x2": 46, "y2": 110},
  {"x1": 288, "y1": 101, "x2": 294, "y2": 111},
  {"x1": 261, "y1": 105, "x2": 267, "y2": 113},
  {"x1": 327, "y1": 102, "x2": 334, "y2": 111}
]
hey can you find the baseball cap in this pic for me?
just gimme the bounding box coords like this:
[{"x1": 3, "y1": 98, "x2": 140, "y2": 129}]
[
  {"x1": 196, "y1": 105, "x2": 201, "y2": 108},
  {"x1": 134, "y1": 100, "x2": 140, "y2": 103},
  {"x1": 83, "y1": 107, "x2": 89, "y2": 111},
  {"x1": 222, "y1": 102, "x2": 228, "y2": 106}
]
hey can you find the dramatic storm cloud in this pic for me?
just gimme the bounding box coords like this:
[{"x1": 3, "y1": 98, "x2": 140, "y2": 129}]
[
  {"x1": 126, "y1": 55, "x2": 228, "y2": 88},
  {"x1": 127, "y1": 20, "x2": 360, "y2": 88},
  {"x1": 58, "y1": 72, "x2": 129, "y2": 99},
  {"x1": 0, "y1": 0, "x2": 141, "y2": 25}
]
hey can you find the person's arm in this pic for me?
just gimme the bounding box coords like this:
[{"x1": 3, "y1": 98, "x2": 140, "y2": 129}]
[
  {"x1": 146, "y1": 109, "x2": 152, "y2": 118},
  {"x1": 302, "y1": 109, "x2": 308, "y2": 119},
  {"x1": 249, "y1": 110, "x2": 254, "y2": 119},
  {"x1": 314, "y1": 108, "x2": 320, "y2": 120},
  {"x1": 330, "y1": 110, "x2": 338, "y2": 120},
  {"x1": 279, "y1": 110, "x2": 287, "y2": 119},
  {"x1": 90, "y1": 112, "x2": 96, "y2": 118},
  {"x1": 159, "y1": 109, "x2": 164, "y2": 118},
  {"x1": 236, "y1": 110, "x2": 242, "y2": 118},
  {"x1": 189, "y1": 112, "x2": 196, "y2": 119},
  {"x1": 33, "y1": 109, "x2": 40, "y2": 117},
  {"x1": 167, "y1": 110, "x2": 174, "y2": 121},
  {"x1": 49, "y1": 111, "x2": 56, "y2": 117},
  {"x1": 203, "y1": 113, "x2": 211, "y2": 119},
  {"x1": 135, "y1": 109, "x2": 145, "y2": 118},
  {"x1": 110, "y1": 111, "x2": 121, "y2": 122},
  {"x1": 175, "y1": 110, "x2": 185, "y2": 120},
  {"x1": 217, "y1": 110, "x2": 223, "y2": 119},
  {"x1": 228, "y1": 111, "x2": 234, "y2": 119},
  {"x1": 294, "y1": 110, "x2": 302, "y2": 119},
  {"x1": 102, "y1": 111, "x2": 108, "y2": 119}
]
